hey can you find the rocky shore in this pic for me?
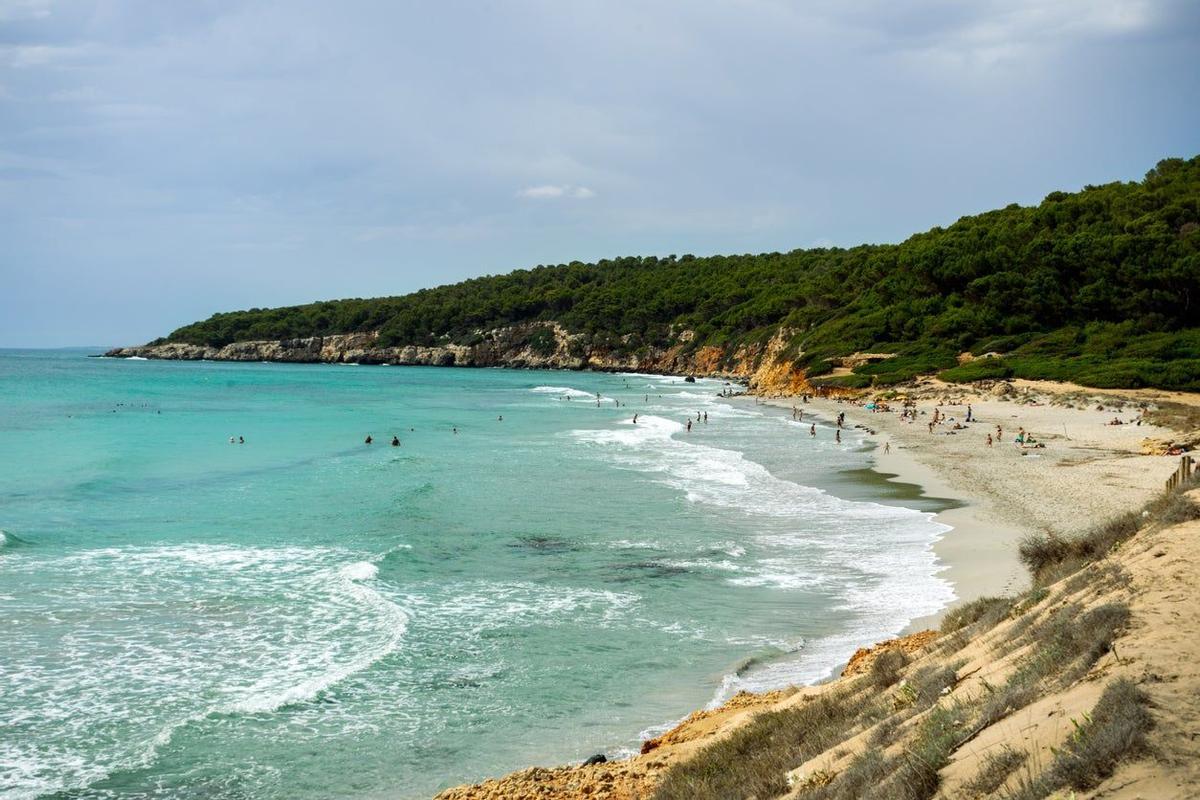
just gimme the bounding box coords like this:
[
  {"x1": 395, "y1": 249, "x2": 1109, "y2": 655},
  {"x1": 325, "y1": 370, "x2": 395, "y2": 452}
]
[{"x1": 102, "y1": 325, "x2": 813, "y2": 394}]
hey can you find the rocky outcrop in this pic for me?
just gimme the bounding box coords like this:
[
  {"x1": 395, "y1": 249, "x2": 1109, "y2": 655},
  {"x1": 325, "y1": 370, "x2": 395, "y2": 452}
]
[
  {"x1": 103, "y1": 323, "x2": 819, "y2": 393},
  {"x1": 839, "y1": 629, "x2": 940, "y2": 677}
]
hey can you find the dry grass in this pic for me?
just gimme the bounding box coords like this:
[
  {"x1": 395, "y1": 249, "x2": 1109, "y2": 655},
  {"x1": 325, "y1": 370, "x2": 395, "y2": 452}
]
[
  {"x1": 870, "y1": 649, "x2": 910, "y2": 689},
  {"x1": 979, "y1": 603, "x2": 1129, "y2": 727},
  {"x1": 805, "y1": 702, "x2": 971, "y2": 800},
  {"x1": 941, "y1": 596, "x2": 1013, "y2": 634},
  {"x1": 1001, "y1": 679, "x2": 1153, "y2": 799},
  {"x1": 1157, "y1": 491, "x2": 1200, "y2": 524},
  {"x1": 1018, "y1": 512, "x2": 1140, "y2": 585},
  {"x1": 1142, "y1": 399, "x2": 1200, "y2": 432},
  {"x1": 652, "y1": 690, "x2": 862, "y2": 800},
  {"x1": 961, "y1": 747, "x2": 1027, "y2": 797}
]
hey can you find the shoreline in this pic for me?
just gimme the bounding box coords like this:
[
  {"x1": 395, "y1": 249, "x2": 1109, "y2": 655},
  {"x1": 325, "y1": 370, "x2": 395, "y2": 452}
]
[
  {"x1": 437, "y1": 377, "x2": 1196, "y2": 798},
  {"x1": 757, "y1": 396, "x2": 1029, "y2": 632}
]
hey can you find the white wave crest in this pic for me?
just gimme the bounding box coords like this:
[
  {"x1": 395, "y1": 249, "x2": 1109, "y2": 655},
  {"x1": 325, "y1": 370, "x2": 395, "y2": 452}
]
[
  {"x1": 339, "y1": 561, "x2": 379, "y2": 581},
  {"x1": 530, "y1": 386, "x2": 613, "y2": 402}
]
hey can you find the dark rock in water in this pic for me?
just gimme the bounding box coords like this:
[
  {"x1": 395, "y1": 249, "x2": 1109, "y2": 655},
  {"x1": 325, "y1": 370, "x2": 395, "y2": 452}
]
[
  {"x1": 582, "y1": 754, "x2": 607, "y2": 766},
  {"x1": 684, "y1": 375, "x2": 696, "y2": 383}
]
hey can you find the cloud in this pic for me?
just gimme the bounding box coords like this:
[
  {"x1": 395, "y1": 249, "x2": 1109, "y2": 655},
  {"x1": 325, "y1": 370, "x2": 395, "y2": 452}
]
[
  {"x1": 0, "y1": 0, "x2": 52, "y2": 22},
  {"x1": 516, "y1": 184, "x2": 596, "y2": 200},
  {"x1": 0, "y1": 0, "x2": 1196, "y2": 346}
]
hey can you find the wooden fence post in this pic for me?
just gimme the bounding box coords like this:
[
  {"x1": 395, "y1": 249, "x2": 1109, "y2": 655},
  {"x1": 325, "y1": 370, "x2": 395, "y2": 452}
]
[{"x1": 1167, "y1": 455, "x2": 1195, "y2": 493}]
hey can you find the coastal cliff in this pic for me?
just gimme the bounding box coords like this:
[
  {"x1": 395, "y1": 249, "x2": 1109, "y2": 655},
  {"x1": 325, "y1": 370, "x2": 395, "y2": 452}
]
[{"x1": 104, "y1": 324, "x2": 814, "y2": 395}]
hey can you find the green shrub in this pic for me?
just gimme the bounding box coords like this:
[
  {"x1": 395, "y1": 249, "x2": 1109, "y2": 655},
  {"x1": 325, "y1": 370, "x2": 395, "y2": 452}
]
[{"x1": 939, "y1": 358, "x2": 1015, "y2": 383}]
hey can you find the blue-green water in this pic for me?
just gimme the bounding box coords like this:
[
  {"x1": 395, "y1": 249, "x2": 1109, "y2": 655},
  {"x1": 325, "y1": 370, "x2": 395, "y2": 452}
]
[{"x1": 0, "y1": 350, "x2": 954, "y2": 799}]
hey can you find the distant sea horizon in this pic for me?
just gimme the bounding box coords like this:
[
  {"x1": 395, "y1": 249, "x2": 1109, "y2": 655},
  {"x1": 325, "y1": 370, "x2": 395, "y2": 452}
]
[{"x1": 0, "y1": 350, "x2": 954, "y2": 799}]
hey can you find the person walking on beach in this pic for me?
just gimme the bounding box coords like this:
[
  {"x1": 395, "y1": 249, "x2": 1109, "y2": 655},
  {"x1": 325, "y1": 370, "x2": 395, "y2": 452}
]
[
  {"x1": 884, "y1": 441, "x2": 890, "y2": 454},
  {"x1": 986, "y1": 433, "x2": 993, "y2": 447},
  {"x1": 966, "y1": 404, "x2": 973, "y2": 423}
]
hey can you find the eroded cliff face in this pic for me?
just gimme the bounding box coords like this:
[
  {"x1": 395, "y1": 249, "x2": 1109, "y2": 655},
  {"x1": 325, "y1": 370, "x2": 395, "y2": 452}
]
[{"x1": 104, "y1": 324, "x2": 814, "y2": 394}]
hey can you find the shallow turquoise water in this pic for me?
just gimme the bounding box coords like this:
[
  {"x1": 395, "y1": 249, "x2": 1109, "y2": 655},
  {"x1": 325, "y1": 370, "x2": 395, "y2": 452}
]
[{"x1": 0, "y1": 350, "x2": 953, "y2": 799}]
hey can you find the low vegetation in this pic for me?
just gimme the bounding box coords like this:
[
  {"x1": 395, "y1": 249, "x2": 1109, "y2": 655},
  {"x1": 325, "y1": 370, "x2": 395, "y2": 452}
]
[
  {"x1": 1003, "y1": 679, "x2": 1153, "y2": 800},
  {"x1": 1020, "y1": 479, "x2": 1199, "y2": 584},
  {"x1": 157, "y1": 155, "x2": 1200, "y2": 390},
  {"x1": 939, "y1": 596, "x2": 1013, "y2": 634},
  {"x1": 651, "y1": 690, "x2": 865, "y2": 800},
  {"x1": 961, "y1": 747, "x2": 1026, "y2": 797}
]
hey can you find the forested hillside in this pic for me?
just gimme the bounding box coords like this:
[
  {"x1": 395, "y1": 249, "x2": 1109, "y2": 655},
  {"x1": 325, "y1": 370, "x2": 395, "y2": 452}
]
[{"x1": 163, "y1": 156, "x2": 1200, "y2": 390}]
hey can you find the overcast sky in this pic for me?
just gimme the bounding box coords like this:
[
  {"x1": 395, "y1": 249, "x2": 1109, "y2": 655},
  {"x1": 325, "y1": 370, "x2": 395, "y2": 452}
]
[{"x1": 2, "y1": 1, "x2": 1198, "y2": 346}]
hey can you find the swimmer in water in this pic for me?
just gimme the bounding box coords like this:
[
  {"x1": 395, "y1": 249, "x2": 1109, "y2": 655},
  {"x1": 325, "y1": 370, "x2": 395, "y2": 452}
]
[
  {"x1": 391, "y1": 436, "x2": 400, "y2": 446},
  {"x1": 239, "y1": 436, "x2": 244, "y2": 444},
  {"x1": 365, "y1": 435, "x2": 373, "y2": 444}
]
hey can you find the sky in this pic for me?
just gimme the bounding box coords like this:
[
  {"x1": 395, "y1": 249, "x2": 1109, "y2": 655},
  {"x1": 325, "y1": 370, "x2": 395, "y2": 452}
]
[{"x1": 1, "y1": 1, "x2": 1198, "y2": 347}]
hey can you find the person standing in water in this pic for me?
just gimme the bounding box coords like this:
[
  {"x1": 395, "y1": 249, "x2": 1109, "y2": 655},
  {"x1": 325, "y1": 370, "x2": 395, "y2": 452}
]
[
  {"x1": 364, "y1": 435, "x2": 373, "y2": 444},
  {"x1": 632, "y1": 414, "x2": 638, "y2": 424},
  {"x1": 835, "y1": 429, "x2": 841, "y2": 443},
  {"x1": 810, "y1": 424, "x2": 816, "y2": 436},
  {"x1": 686, "y1": 419, "x2": 692, "y2": 432},
  {"x1": 391, "y1": 436, "x2": 400, "y2": 446}
]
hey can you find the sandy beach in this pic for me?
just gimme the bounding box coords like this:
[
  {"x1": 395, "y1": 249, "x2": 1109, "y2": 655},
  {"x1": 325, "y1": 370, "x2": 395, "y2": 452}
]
[{"x1": 761, "y1": 378, "x2": 1196, "y2": 626}]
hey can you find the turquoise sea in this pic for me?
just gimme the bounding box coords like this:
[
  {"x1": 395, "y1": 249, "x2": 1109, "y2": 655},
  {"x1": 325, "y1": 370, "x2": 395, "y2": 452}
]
[{"x1": 0, "y1": 350, "x2": 955, "y2": 799}]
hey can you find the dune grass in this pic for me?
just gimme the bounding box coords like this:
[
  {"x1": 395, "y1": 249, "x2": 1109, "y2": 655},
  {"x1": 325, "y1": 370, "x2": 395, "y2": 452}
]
[{"x1": 1001, "y1": 679, "x2": 1152, "y2": 800}]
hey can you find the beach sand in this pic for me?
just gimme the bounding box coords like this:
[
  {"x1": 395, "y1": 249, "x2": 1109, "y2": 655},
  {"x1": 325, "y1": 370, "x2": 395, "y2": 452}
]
[{"x1": 760, "y1": 379, "x2": 1193, "y2": 627}]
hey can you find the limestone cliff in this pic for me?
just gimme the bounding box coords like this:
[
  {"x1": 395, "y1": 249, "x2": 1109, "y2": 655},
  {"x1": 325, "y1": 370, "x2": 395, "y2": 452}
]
[{"x1": 104, "y1": 323, "x2": 816, "y2": 394}]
